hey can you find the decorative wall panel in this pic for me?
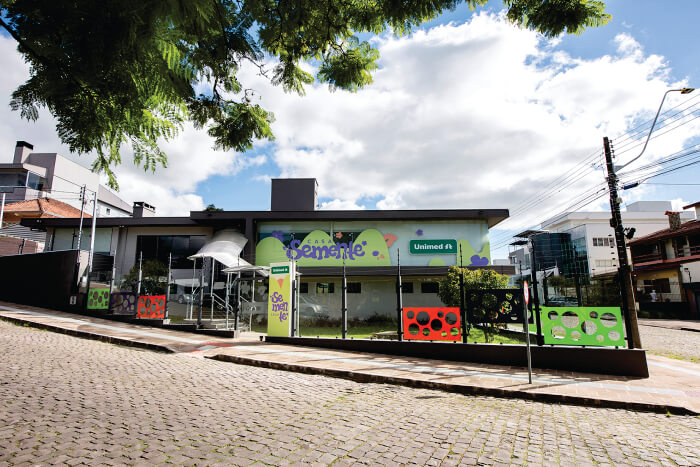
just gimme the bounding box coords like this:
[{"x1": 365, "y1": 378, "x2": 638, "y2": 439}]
[
  {"x1": 404, "y1": 307, "x2": 461, "y2": 341},
  {"x1": 137, "y1": 295, "x2": 166, "y2": 319}
]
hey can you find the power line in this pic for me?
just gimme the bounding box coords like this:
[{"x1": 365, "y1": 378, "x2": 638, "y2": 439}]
[{"x1": 642, "y1": 183, "x2": 700, "y2": 186}]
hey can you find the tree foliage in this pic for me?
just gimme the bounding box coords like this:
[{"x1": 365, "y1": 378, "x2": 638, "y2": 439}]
[
  {"x1": 121, "y1": 259, "x2": 168, "y2": 295},
  {"x1": 438, "y1": 266, "x2": 510, "y2": 307},
  {"x1": 0, "y1": 0, "x2": 610, "y2": 188},
  {"x1": 438, "y1": 266, "x2": 510, "y2": 342}
]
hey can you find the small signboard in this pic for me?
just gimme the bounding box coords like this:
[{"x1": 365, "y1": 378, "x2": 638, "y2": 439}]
[
  {"x1": 267, "y1": 262, "x2": 294, "y2": 337},
  {"x1": 523, "y1": 280, "x2": 529, "y2": 305},
  {"x1": 409, "y1": 239, "x2": 457, "y2": 255}
]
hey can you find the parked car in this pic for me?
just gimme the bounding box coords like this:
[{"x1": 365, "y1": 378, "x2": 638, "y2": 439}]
[
  {"x1": 176, "y1": 293, "x2": 198, "y2": 304},
  {"x1": 547, "y1": 297, "x2": 579, "y2": 307},
  {"x1": 299, "y1": 296, "x2": 330, "y2": 318}
]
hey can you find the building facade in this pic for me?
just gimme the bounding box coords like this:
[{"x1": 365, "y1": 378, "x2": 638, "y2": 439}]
[
  {"x1": 629, "y1": 204, "x2": 700, "y2": 319},
  {"x1": 24, "y1": 179, "x2": 513, "y2": 323},
  {"x1": 0, "y1": 141, "x2": 132, "y2": 217}
]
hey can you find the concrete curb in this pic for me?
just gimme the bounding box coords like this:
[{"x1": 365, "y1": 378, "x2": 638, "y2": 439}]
[
  {"x1": 208, "y1": 353, "x2": 699, "y2": 416},
  {"x1": 0, "y1": 315, "x2": 175, "y2": 354}
]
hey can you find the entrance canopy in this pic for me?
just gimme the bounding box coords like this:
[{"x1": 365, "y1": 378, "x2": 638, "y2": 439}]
[
  {"x1": 188, "y1": 229, "x2": 250, "y2": 268},
  {"x1": 222, "y1": 264, "x2": 270, "y2": 277}
]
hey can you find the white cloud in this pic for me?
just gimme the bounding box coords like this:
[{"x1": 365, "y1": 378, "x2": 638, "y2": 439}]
[
  {"x1": 240, "y1": 12, "x2": 697, "y2": 235},
  {"x1": 1, "y1": 12, "x2": 697, "y2": 226}
]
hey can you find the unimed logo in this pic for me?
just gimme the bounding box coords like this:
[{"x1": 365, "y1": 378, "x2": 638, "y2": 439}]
[{"x1": 409, "y1": 239, "x2": 457, "y2": 254}]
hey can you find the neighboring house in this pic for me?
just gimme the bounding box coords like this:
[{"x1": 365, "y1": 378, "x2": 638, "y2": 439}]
[
  {"x1": 0, "y1": 141, "x2": 132, "y2": 217},
  {"x1": 509, "y1": 201, "x2": 695, "y2": 278},
  {"x1": 0, "y1": 197, "x2": 89, "y2": 256},
  {"x1": 628, "y1": 204, "x2": 700, "y2": 319}
]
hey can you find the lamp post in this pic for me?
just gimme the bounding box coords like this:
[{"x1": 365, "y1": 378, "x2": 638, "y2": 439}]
[
  {"x1": 603, "y1": 87, "x2": 694, "y2": 349},
  {"x1": 616, "y1": 88, "x2": 695, "y2": 171}
]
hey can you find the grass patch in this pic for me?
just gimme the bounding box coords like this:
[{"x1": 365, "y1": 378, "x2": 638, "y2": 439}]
[
  {"x1": 251, "y1": 323, "x2": 525, "y2": 344},
  {"x1": 647, "y1": 349, "x2": 700, "y2": 364}
]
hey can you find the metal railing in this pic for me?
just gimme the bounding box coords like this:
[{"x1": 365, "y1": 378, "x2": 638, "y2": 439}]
[{"x1": 675, "y1": 244, "x2": 700, "y2": 258}]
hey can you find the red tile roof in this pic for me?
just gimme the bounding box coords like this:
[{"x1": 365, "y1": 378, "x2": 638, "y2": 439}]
[
  {"x1": 628, "y1": 219, "x2": 700, "y2": 245},
  {"x1": 2, "y1": 198, "x2": 90, "y2": 220}
]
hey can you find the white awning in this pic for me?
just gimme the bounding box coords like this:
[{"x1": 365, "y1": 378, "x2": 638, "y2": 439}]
[
  {"x1": 188, "y1": 229, "x2": 249, "y2": 268},
  {"x1": 221, "y1": 264, "x2": 270, "y2": 277}
]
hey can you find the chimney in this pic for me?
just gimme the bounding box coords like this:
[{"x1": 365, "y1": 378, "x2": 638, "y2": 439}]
[
  {"x1": 665, "y1": 211, "x2": 681, "y2": 231},
  {"x1": 683, "y1": 201, "x2": 700, "y2": 219},
  {"x1": 271, "y1": 178, "x2": 318, "y2": 211},
  {"x1": 13, "y1": 141, "x2": 33, "y2": 164},
  {"x1": 132, "y1": 202, "x2": 156, "y2": 218}
]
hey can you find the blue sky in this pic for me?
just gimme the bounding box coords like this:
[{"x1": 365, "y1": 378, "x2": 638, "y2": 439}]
[
  {"x1": 1, "y1": 1, "x2": 699, "y2": 260},
  {"x1": 202, "y1": 0, "x2": 700, "y2": 213}
]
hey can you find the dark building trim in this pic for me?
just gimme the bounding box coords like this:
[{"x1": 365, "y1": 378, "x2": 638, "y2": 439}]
[
  {"x1": 23, "y1": 208, "x2": 509, "y2": 231},
  {"x1": 190, "y1": 208, "x2": 509, "y2": 228},
  {"x1": 21, "y1": 217, "x2": 199, "y2": 230}
]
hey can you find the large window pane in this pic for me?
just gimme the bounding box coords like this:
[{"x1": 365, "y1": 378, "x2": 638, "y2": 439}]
[
  {"x1": 26, "y1": 172, "x2": 42, "y2": 190},
  {"x1": 0, "y1": 172, "x2": 26, "y2": 192}
]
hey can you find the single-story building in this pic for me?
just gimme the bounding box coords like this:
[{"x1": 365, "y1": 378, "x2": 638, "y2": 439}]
[{"x1": 21, "y1": 179, "x2": 513, "y2": 323}]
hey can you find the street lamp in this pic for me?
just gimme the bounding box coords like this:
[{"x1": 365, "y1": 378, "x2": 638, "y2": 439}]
[
  {"x1": 602, "y1": 87, "x2": 694, "y2": 349},
  {"x1": 617, "y1": 87, "x2": 695, "y2": 171}
]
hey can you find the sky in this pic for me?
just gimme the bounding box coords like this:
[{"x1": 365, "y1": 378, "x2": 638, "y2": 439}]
[{"x1": 1, "y1": 0, "x2": 699, "y2": 260}]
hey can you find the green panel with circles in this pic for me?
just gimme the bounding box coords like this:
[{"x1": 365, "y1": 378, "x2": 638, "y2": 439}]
[
  {"x1": 530, "y1": 307, "x2": 625, "y2": 347},
  {"x1": 87, "y1": 288, "x2": 110, "y2": 310}
]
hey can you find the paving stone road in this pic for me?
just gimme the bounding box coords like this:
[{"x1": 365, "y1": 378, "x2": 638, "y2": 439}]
[
  {"x1": 1, "y1": 320, "x2": 700, "y2": 466},
  {"x1": 639, "y1": 324, "x2": 700, "y2": 363}
]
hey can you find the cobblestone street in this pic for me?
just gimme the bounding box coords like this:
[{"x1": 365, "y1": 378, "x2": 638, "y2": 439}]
[
  {"x1": 1, "y1": 320, "x2": 700, "y2": 466},
  {"x1": 639, "y1": 324, "x2": 700, "y2": 363}
]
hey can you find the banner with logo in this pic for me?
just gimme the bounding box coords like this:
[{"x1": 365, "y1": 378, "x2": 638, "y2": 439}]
[
  {"x1": 255, "y1": 223, "x2": 491, "y2": 268},
  {"x1": 267, "y1": 262, "x2": 294, "y2": 337}
]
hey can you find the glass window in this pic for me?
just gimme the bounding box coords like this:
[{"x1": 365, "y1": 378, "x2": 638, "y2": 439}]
[
  {"x1": 0, "y1": 171, "x2": 27, "y2": 192},
  {"x1": 316, "y1": 282, "x2": 335, "y2": 294},
  {"x1": 593, "y1": 237, "x2": 614, "y2": 247},
  {"x1": 135, "y1": 235, "x2": 207, "y2": 269},
  {"x1": 401, "y1": 282, "x2": 414, "y2": 293},
  {"x1": 26, "y1": 172, "x2": 42, "y2": 190},
  {"x1": 347, "y1": 282, "x2": 361, "y2": 293},
  {"x1": 421, "y1": 282, "x2": 439, "y2": 294},
  {"x1": 300, "y1": 282, "x2": 309, "y2": 294}
]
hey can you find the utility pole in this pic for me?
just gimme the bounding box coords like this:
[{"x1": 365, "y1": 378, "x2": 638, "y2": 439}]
[
  {"x1": 83, "y1": 191, "x2": 98, "y2": 312},
  {"x1": 342, "y1": 248, "x2": 348, "y2": 339},
  {"x1": 76, "y1": 185, "x2": 86, "y2": 251},
  {"x1": 395, "y1": 249, "x2": 403, "y2": 341},
  {"x1": 0, "y1": 192, "x2": 6, "y2": 230},
  {"x1": 603, "y1": 136, "x2": 641, "y2": 349},
  {"x1": 528, "y1": 237, "x2": 544, "y2": 346},
  {"x1": 459, "y1": 245, "x2": 467, "y2": 344}
]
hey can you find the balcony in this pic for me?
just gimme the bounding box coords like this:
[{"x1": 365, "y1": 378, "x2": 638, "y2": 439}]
[
  {"x1": 631, "y1": 251, "x2": 663, "y2": 265},
  {"x1": 675, "y1": 244, "x2": 700, "y2": 259}
]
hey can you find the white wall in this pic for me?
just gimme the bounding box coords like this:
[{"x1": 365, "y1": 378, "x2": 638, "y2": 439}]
[
  {"x1": 544, "y1": 212, "x2": 694, "y2": 277},
  {"x1": 681, "y1": 261, "x2": 700, "y2": 284}
]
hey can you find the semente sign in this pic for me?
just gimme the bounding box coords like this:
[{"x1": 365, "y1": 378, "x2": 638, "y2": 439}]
[{"x1": 409, "y1": 239, "x2": 457, "y2": 255}]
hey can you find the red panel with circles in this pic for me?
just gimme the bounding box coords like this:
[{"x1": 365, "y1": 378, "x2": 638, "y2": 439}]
[
  {"x1": 403, "y1": 307, "x2": 461, "y2": 341},
  {"x1": 137, "y1": 295, "x2": 166, "y2": 319}
]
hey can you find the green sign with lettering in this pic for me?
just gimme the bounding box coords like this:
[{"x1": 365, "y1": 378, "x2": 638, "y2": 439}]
[
  {"x1": 271, "y1": 266, "x2": 289, "y2": 274},
  {"x1": 409, "y1": 239, "x2": 457, "y2": 255}
]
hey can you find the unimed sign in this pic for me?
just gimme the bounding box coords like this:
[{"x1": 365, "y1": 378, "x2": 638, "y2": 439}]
[{"x1": 409, "y1": 239, "x2": 457, "y2": 255}]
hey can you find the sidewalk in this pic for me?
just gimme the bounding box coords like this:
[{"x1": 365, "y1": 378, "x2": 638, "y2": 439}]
[
  {"x1": 638, "y1": 318, "x2": 700, "y2": 332},
  {"x1": 2, "y1": 301, "x2": 699, "y2": 415}
]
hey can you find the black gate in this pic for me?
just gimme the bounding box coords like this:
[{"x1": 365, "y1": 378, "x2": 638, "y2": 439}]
[{"x1": 465, "y1": 288, "x2": 530, "y2": 324}]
